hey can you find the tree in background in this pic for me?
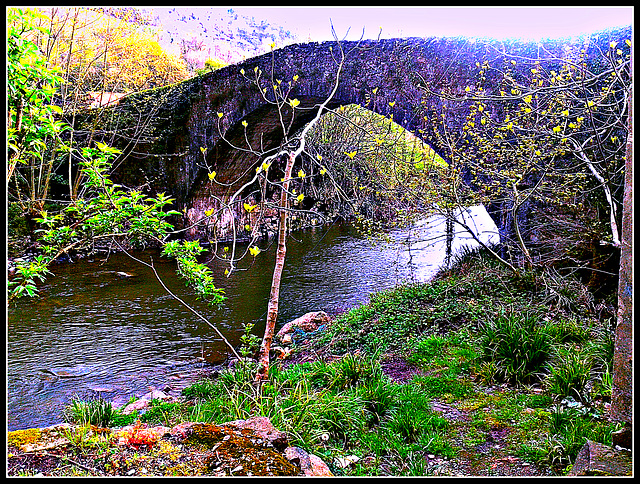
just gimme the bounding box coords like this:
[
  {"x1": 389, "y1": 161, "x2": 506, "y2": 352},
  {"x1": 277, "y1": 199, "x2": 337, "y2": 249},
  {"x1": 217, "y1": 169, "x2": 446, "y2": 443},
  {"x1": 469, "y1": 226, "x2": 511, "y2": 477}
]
[
  {"x1": 421, "y1": 31, "x2": 631, "y2": 275},
  {"x1": 7, "y1": 7, "x2": 191, "y2": 240},
  {"x1": 7, "y1": 8, "x2": 70, "y2": 233}
]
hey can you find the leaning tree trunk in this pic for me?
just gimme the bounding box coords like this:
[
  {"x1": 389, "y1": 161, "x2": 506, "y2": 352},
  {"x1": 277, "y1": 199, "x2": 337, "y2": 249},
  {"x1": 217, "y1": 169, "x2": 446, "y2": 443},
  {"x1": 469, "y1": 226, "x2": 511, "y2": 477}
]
[{"x1": 254, "y1": 152, "x2": 296, "y2": 382}]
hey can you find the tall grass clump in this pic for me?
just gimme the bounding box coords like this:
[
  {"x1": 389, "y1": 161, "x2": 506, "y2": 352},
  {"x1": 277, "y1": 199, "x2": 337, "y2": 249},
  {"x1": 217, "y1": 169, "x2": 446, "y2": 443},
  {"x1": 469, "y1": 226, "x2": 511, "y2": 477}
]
[
  {"x1": 64, "y1": 397, "x2": 122, "y2": 428},
  {"x1": 546, "y1": 346, "x2": 593, "y2": 402},
  {"x1": 479, "y1": 310, "x2": 554, "y2": 384}
]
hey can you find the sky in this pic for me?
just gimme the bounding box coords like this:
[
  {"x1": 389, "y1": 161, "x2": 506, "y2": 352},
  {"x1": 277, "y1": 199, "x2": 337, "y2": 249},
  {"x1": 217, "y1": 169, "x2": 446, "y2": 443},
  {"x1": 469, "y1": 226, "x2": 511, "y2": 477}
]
[
  {"x1": 227, "y1": 6, "x2": 633, "y2": 42},
  {"x1": 149, "y1": 6, "x2": 633, "y2": 64}
]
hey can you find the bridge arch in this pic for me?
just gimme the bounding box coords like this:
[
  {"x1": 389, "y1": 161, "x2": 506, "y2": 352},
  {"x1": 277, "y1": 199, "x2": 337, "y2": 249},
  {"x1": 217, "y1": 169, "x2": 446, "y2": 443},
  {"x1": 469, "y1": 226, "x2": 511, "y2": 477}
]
[{"x1": 100, "y1": 29, "x2": 629, "y2": 240}]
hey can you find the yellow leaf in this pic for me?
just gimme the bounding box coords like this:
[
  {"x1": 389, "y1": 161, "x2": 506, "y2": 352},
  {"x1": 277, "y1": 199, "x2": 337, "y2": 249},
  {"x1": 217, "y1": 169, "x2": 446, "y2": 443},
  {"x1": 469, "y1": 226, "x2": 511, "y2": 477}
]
[
  {"x1": 208, "y1": 171, "x2": 216, "y2": 180},
  {"x1": 320, "y1": 167, "x2": 327, "y2": 175},
  {"x1": 217, "y1": 112, "x2": 224, "y2": 118},
  {"x1": 372, "y1": 87, "x2": 378, "y2": 94},
  {"x1": 200, "y1": 146, "x2": 207, "y2": 154},
  {"x1": 553, "y1": 126, "x2": 562, "y2": 133},
  {"x1": 205, "y1": 208, "x2": 214, "y2": 216},
  {"x1": 289, "y1": 98, "x2": 300, "y2": 108},
  {"x1": 293, "y1": 74, "x2": 299, "y2": 82},
  {"x1": 240, "y1": 68, "x2": 245, "y2": 75},
  {"x1": 298, "y1": 169, "x2": 306, "y2": 178},
  {"x1": 242, "y1": 120, "x2": 248, "y2": 127},
  {"x1": 262, "y1": 161, "x2": 271, "y2": 171},
  {"x1": 249, "y1": 246, "x2": 261, "y2": 257},
  {"x1": 561, "y1": 109, "x2": 569, "y2": 117},
  {"x1": 297, "y1": 193, "x2": 304, "y2": 202},
  {"x1": 316, "y1": 154, "x2": 323, "y2": 161},
  {"x1": 345, "y1": 151, "x2": 357, "y2": 159},
  {"x1": 245, "y1": 224, "x2": 252, "y2": 231},
  {"x1": 388, "y1": 101, "x2": 396, "y2": 107},
  {"x1": 244, "y1": 202, "x2": 257, "y2": 213},
  {"x1": 523, "y1": 95, "x2": 532, "y2": 104}
]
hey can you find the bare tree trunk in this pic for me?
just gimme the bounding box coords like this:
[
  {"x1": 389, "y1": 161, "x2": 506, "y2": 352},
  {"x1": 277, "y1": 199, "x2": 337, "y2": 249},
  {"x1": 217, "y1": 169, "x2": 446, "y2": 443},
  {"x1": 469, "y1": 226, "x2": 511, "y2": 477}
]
[
  {"x1": 611, "y1": 60, "x2": 632, "y2": 447},
  {"x1": 254, "y1": 152, "x2": 296, "y2": 381}
]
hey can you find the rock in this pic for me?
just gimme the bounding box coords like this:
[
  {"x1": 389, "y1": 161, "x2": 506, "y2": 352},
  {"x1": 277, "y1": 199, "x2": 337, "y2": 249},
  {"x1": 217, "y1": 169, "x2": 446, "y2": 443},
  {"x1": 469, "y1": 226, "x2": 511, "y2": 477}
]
[
  {"x1": 143, "y1": 389, "x2": 171, "y2": 401},
  {"x1": 224, "y1": 416, "x2": 289, "y2": 450},
  {"x1": 8, "y1": 424, "x2": 72, "y2": 453},
  {"x1": 169, "y1": 421, "x2": 298, "y2": 476},
  {"x1": 567, "y1": 440, "x2": 632, "y2": 476},
  {"x1": 8, "y1": 419, "x2": 326, "y2": 477},
  {"x1": 284, "y1": 446, "x2": 333, "y2": 476},
  {"x1": 276, "y1": 311, "x2": 330, "y2": 342},
  {"x1": 611, "y1": 422, "x2": 632, "y2": 449},
  {"x1": 121, "y1": 398, "x2": 151, "y2": 415},
  {"x1": 308, "y1": 453, "x2": 334, "y2": 476}
]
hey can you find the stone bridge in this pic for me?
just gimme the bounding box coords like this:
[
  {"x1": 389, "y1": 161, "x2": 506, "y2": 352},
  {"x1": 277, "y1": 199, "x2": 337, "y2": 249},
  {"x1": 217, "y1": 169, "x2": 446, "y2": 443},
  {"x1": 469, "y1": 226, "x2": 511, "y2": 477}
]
[{"x1": 93, "y1": 28, "x2": 628, "y2": 241}]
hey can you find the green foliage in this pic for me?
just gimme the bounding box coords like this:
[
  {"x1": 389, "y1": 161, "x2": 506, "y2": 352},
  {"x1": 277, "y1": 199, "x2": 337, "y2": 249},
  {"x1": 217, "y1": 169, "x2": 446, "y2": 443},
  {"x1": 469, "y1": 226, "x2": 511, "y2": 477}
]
[
  {"x1": 478, "y1": 311, "x2": 554, "y2": 384},
  {"x1": 7, "y1": 8, "x2": 70, "y2": 215},
  {"x1": 545, "y1": 405, "x2": 621, "y2": 471},
  {"x1": 303, "y1": 103, "x2": 449, "y2": 224},
  {"x1": 546, "y1": 346, "x2": 593, "y2": 402},
  {"x1": 7, "y1": 256, "x2": 52, "y2": 299},
  {"x1": 195, "y1": 58, "x2": 227, "y2": 76},
  {"x1": 162, "y1": 240, "x2": 226, "y2": 306},
  {"x1": 64, "y1": 397, "x2": 122, "y2": 428}
]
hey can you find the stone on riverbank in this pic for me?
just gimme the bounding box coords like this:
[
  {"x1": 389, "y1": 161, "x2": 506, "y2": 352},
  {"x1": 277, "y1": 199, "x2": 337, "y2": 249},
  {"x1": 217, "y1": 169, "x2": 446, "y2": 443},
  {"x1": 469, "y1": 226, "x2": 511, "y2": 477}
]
[
  {"x1": 276, "y1": 311, "x2": 331, "y2": 342},
  {"x1": 7, "y1": 417, "x2": 332, "y2": 476},
  {"x1": 566, "y1": 440, "x2": 632, "y2": 476}
]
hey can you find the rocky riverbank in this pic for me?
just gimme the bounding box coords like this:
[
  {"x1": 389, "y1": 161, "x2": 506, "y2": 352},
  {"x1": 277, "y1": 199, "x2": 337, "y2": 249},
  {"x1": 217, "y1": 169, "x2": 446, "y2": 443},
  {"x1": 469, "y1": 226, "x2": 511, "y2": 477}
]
[{"x1": 7, "y1": 417, "x2": 333, "y2": 476}]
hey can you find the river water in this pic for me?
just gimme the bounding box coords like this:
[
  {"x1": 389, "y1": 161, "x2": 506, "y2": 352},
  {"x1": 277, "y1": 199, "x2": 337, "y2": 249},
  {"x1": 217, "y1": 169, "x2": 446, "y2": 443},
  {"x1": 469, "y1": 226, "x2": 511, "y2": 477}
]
[{"x1": 7, "y1": 206, "x2": 498, "y2": 431}]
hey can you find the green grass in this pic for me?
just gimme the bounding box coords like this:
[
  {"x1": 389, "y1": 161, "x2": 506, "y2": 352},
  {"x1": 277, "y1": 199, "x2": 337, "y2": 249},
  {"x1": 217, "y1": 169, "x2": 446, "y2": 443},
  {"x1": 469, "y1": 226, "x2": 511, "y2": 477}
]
[{"x1": 62, "y1": 246, "x2": 622, "y2": 476}]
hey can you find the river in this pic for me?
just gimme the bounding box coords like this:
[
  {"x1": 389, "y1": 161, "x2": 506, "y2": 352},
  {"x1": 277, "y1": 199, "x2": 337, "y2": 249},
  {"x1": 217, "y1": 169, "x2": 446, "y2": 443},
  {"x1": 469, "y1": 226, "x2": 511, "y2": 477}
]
[{"x1": 7, "y1": 206, "x2": 498, "y2": 431}]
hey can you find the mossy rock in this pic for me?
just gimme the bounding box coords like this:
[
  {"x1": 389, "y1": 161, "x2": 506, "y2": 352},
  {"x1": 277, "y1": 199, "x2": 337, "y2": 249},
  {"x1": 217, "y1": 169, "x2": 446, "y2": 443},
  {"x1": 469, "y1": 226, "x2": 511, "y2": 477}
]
[{"x1": 181, "y1": 423, "x2": 300, "y2": 476}]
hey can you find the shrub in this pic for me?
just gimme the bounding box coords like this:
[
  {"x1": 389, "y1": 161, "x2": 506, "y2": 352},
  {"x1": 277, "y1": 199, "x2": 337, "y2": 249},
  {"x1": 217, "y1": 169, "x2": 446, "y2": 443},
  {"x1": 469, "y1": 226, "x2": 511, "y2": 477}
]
[
  {"x1": 64, "y1": 397, "x2": 122, "y2": 428},
  {"x1": 546, "y1": 346, "x2": 593, "y2": 402},
  {"x1": 331, "y1": 352, "x2": 382, "y2": 390},
  {"x1": 479, "y1": 311, "x2": 554, "y2": 384},
  {"x1": 357, "y1": 378, "x2": 398, "y2": 424}
]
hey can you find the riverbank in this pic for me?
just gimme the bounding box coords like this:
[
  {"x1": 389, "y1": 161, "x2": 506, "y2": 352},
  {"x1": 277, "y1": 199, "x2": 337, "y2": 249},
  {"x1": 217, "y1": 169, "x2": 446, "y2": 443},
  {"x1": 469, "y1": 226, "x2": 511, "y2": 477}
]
[{"x1": 7, "y1": 247, "x2": 629, "y2": 476}]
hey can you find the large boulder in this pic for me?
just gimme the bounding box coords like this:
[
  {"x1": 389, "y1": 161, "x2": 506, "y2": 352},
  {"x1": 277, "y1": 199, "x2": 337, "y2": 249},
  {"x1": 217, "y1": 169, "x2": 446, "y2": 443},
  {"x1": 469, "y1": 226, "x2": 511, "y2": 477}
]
[
  {"x1": 566, "y1": 440, "x2": 632, "y2": 476},
  {"x1": 276, "y1": 311, "x2": 331, "y2": 342}
]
